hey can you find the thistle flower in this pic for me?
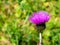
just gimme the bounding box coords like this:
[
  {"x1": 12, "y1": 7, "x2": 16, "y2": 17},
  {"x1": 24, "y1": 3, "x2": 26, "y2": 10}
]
[
  {"x1": 29, "y1": 11, "x2": 50, "y2": 24},
  {"x1": 29, "y1": 11, "x2": 50, "y2": 32}
]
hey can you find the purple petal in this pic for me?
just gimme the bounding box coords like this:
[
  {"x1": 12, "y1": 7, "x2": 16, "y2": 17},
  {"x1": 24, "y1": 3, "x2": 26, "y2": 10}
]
[{"x1": 29, "y1": 11, "x2": 50, "y2": 24}]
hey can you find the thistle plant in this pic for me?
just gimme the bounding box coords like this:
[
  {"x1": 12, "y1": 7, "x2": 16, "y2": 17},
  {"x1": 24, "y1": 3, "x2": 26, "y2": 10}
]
[{"x1": 29, "y1": 11, "x2": 50, "y2": 45}]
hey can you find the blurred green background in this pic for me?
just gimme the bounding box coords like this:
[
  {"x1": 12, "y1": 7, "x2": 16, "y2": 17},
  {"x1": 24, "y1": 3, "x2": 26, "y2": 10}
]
[{"x1": 0, "y1": 0, "x2": 60, "y2": 45}]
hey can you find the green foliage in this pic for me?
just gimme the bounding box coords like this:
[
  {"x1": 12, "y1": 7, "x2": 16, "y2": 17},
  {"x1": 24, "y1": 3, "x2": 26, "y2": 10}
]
[{"x1": 0, "y1": 0, "x2": 60, "y2": 45}]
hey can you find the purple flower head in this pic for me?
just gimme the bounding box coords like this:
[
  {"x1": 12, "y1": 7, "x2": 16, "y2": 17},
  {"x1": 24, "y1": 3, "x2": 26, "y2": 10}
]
[{"x1": 29, "y1": 11, "x2": 50, "y2": 24}]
